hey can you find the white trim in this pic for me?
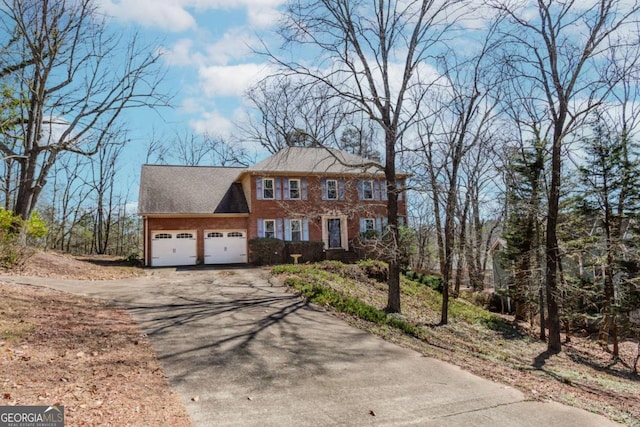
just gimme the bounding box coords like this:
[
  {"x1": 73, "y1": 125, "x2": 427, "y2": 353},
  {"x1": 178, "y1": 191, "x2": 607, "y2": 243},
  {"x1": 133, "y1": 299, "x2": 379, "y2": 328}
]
[{"x1": 320, "y1": 214, "x2": 348, "y2": 250}]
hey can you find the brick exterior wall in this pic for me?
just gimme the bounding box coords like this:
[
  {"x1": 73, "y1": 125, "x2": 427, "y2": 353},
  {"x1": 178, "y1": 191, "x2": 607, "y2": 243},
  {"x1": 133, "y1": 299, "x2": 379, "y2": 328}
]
[
  {"x1": 142, "y1": 172, "x2": 407, "y2": 265},
  {"x1": 247, "y1": 174, "x2": 407, "y2": 244},
  {"x1": 144, "y1": 216, "x2": 248, "y2": 265}
]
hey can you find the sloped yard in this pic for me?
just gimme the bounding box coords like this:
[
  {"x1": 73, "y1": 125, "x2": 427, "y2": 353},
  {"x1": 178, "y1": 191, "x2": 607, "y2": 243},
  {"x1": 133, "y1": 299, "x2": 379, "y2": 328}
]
[
  {"x1": 0, "y1": 252, "x2": 190, "y2": 426},
  {"x1": 273, "y1": 261, "x2": 640, "y2": 426}
]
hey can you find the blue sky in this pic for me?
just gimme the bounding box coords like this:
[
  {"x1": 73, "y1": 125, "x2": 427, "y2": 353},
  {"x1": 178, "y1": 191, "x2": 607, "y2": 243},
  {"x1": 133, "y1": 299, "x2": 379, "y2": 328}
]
[
  {"x1": 93, "y1": 0, "x2": 287, "y2": 202},
  {"x1": 97, "y1": 4, "x2": 279, "y2": 141}
]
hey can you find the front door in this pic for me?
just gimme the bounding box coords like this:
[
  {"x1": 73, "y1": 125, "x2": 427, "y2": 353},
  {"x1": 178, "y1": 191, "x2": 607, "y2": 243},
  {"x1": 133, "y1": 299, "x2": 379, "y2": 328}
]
[{"x1": 328, "y1": 218, "x2": 342, "y2": 248}]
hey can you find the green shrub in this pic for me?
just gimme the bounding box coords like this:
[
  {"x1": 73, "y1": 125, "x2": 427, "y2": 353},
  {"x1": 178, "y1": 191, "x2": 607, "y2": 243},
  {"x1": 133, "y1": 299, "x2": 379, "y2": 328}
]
[
  {"x1": 0, "y1": 208, "x2": 47, "y2": 268},
  {"x1": 249, "y1": 238, "x2": 286, "y2": 265}
]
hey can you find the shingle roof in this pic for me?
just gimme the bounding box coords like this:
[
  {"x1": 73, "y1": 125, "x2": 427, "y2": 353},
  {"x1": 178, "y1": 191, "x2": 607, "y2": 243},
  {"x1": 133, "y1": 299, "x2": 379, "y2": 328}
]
[
  {"x1": 248, "y1": 146, "x2": 386, "y2": 175},
  {"x1": 138, "y1": 165, "x2": 248, "y2": 215}
]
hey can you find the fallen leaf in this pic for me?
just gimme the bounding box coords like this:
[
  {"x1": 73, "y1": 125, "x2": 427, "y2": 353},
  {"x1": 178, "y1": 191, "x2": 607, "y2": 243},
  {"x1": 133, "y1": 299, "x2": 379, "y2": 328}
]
[
  {"x1": 3, "y1": 393, "x2": 10, "y2": 400},
  {"x1": 369, "y1": 409, "x2": 376, "y2": 416},
  {"x1": 191, "y1": 396, "x2": 199, "y2": 402}
]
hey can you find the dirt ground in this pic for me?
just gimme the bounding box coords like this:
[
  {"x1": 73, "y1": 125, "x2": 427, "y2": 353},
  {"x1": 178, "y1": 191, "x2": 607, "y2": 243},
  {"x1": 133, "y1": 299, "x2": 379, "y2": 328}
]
[{"x1": 0, "y1": 251, "x2": 191, "y2": 426}]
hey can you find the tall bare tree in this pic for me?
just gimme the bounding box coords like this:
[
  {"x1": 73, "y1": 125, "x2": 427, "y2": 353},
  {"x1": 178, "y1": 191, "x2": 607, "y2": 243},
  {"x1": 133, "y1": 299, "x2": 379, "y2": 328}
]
[
  {"x1": 416, "y1": 38, "x2": 501, "y2": 324},
  {"x1": 491, "y1": 0, "x2": 640, "y2": 353},
  {"x1": 268, "y1": 0, "x2": 469, "y2": 313},
  {"x1": 0, "y1": 0, "x2": 167, "y2": 221}
]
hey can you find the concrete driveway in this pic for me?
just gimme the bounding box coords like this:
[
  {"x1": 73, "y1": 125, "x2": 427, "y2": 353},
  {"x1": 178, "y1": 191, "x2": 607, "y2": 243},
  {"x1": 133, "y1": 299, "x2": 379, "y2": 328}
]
[{"x1": 3, "y1": 268, "x2": 620, "y2": 426}]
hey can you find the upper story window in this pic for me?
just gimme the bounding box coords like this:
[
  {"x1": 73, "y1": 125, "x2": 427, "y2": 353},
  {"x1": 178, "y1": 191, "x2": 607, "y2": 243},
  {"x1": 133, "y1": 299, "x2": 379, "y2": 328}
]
[
  {"x1": 264, "y1": 219, "x2": 276, "y2": 238},
  {"x1": 362, "y1": 180, "x2": 374, "y2": 200},
  {"x1": 326, "y1": 179, "x2": 338, "y2": 200},
  {"x1": 262, "y1": 178, "x2": 274, "y2": 199},
  {"x1": 289, "y1": 179, "x2": 300, "y2": 199}
]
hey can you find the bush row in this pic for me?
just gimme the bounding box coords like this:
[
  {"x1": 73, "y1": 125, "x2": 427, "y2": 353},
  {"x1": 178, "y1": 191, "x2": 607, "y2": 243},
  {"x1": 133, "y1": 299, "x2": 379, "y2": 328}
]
[{"x1": 248, "y1": 238, "x2": 324, "y2": 265}]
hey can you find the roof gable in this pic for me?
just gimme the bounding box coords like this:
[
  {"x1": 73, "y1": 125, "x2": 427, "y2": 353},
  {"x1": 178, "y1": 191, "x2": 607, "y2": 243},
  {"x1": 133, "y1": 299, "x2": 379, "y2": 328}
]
[{"x1": 138, "y1": 165, "x2": 248, "y2": 215}]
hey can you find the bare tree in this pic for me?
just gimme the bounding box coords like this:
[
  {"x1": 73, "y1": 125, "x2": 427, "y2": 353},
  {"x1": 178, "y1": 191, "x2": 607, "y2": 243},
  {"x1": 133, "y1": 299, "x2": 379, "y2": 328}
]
[
  {"x1": 170, "y1": 131, "x2": 252, "y2": 166},
  {"x1": 267, "y1": 0, "x2": 470, "y2": 313},
  {"x1": 243, "y1": 75, "x2": 345, "y2": 153},
  {"x1": 415, "y1": 39, "x2": 501, "y2": 324},
  {"x1": 491, "y1": 0, "x2": 640, "y2": 353},
  {"x1": 0, "y1": 0, "x2": 167, "y2": 222}
]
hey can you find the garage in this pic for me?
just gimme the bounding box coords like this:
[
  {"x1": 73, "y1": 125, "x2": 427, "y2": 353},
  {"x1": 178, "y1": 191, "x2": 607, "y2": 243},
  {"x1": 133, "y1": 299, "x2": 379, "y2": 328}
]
[
  {"x1": 204, "y1": 230, "x2": 247, "y2": 264},
  {"x1": 150, "y1": 230, "x2": 197, "y2": 267}
]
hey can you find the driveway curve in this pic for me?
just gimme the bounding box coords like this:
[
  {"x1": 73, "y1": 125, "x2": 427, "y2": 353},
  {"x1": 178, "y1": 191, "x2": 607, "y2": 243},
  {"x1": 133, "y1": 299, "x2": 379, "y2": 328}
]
[{"x1": 2, "y1": 268, "x2": 620, "y2": 426}]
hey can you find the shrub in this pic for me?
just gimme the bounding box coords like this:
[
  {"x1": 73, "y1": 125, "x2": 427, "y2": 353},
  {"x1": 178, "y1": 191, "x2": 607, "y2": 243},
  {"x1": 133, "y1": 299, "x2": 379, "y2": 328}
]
[
  {"x1": 0, "y1": 208, "x2": 48, "y2": 268},
  {"x1": 358, "y1": 259, "x2": 388, "y2": 282},
  {"x1": 249, "y1": 238, "x2": 286, "y2": 265},
  {"x1": 284, "y1": 240, "x2": 324, "y2": 263}
]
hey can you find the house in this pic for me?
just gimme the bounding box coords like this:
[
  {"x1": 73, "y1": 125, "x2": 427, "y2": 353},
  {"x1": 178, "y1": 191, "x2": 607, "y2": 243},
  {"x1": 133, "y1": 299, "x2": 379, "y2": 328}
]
[{"x1": 138, "y1": 146, "x2": 408, "y2": 267}]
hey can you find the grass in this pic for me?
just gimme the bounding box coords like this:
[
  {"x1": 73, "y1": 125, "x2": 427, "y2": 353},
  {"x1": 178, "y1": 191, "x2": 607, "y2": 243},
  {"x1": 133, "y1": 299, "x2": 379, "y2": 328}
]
[{"x1": 272, "y1": 261, "x2": 640, "y2": 425}]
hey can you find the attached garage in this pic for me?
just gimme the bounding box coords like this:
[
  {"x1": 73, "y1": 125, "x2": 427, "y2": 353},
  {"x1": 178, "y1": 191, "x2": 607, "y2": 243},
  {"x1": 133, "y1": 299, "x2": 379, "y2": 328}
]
[
  {"x1": 204, "y1": 230, "x2": 247, "y2": 264},
  {"x1": 150, "y1": 231, "x2": 197, "y2": 267}
]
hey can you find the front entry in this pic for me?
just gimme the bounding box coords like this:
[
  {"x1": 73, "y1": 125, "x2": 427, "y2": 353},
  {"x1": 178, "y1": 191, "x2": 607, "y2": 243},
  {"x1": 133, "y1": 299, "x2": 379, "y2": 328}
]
[
  {"x1": 328, "y1": 219, "x2": 342, "y2": 248},
  {"x1": 321, "y1": 214, "x2": 349, "y2": 251}
]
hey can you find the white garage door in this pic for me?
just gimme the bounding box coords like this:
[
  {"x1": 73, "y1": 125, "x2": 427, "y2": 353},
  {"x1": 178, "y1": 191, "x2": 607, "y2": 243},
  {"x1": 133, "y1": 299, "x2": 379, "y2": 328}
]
[
  {"x1": 204, "y1": 230, "x2": 247, "y2": 264},
  {"x1": 151, "y1": 231, "x2": 197, "y2": 267}
]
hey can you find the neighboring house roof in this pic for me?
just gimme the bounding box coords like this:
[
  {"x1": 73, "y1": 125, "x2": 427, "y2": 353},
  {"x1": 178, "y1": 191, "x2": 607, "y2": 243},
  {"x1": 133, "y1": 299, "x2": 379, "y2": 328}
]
[
  {"x1": 248, "y1": 146, "x2": 388, "y2": 175},
  {"x1": 138, "y1": 165, "x2": 248, "y2": 215}
]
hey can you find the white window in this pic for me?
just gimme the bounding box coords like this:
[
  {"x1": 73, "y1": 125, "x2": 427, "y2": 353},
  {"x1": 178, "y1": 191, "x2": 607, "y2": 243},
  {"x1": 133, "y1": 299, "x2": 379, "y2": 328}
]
[
  {"x1": 207, "y1": 232, "x2": 223, "y2": 238},
  {"x1": 364, "y1": 218, "x2": 375, "y2": 232},
  {"x1": 228, "y1": 231, "x2": 244, "y2": 238},
  {"x1": 264, "y1": 220, "x2": 276, "y2": 238},
  {"x1": 326, "y1": 179, "x2": 338, "y2": 200},
  {"x1": 289, "y1": 179, "x2": 300, "y2": 199},
  {"x1": 263, "y1": 178, "x2": 274, "y2": 199},
  {"x1": 290, "y1": 219, "x2": 302, "y2": 241},
  {"x1": 362, "y1": 180, "x2": 374, "y2": 200},
  {"x1": 176, "y1": 233, "x2": 193, "y2": 239},
  {"x1": 154, "y1": 233, "x2": 172, "y2": 239}
]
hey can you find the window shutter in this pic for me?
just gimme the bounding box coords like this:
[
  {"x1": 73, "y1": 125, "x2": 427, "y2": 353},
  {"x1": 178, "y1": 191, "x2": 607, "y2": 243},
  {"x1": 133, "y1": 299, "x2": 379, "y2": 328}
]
[
  {"x1": 301, "y1": 178, "x2": 308, "y2": 200},
  {"x1": 376, "y1": 217, "x2": 383, "y2": 233},
  {"x1": 276, "y1": 218, "x2": 284, "y2": 240},
  {"x1": 398, "y1": 180, "x2": 403, "y2": 201},
  {"x1": 302, "y1": 218, "x2": 310, "y2": 240},
  {"x1": 284, "y1": 219, "x2": 292, "y2": 240},
  {"x1": 359, "y1": 218, "x2": 366, "y2": 233},
  {"x1": 321, "y1": 178, "x2": 327, "y2": 200},
  {"x1": 373, "y1": 180, "x2": 380, "y2": 200},
  {"x1": 338, "y1": 179, "x2": 345, "y2": 200},
  {"x1": 283, "y1": 179, "x2": 290, "y2": 200},
  {"x1": 257, "y1": 218, "x2": 264, "y2": 237},
  {"x1": 275, "y1": 177, "x2": 282, "y2": 200},
  {"x1": 256, "y1": 177, "x2": 263, "y2": 200},
  {"x1": 358, "y1": 180, "x2": 364, "y2": 200},
  {"x1": 382, "y1": 180, "x2": 388, "y2": 201}
]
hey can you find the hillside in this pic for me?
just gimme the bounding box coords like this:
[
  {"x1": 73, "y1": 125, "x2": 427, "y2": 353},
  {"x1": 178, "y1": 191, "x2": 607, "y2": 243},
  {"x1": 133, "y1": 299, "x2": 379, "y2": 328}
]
[{"x1": 273, "y1": 261, "x2": 640, "y2": 425}]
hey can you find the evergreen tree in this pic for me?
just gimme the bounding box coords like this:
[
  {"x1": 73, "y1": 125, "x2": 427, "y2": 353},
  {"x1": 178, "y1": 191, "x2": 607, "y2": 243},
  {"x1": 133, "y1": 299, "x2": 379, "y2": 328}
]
[
  {"x1": 503, "y1": 138, "x2": 546, "y2": 338},
  {"x1": 578, "y1": 114, "x2": 640, "y2": 356}
]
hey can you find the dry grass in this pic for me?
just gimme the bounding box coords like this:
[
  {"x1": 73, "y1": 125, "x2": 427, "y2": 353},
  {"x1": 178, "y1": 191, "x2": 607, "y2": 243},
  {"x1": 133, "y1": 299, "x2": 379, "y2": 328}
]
[{"x1": 275, "y1": 262, "x2": 640, "y2": 426}]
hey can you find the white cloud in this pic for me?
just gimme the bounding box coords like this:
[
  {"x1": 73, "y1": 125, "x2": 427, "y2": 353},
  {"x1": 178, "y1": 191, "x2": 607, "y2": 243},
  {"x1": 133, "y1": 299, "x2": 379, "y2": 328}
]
[
  {"x1": 189, "y1": 110, "x2": 235, "y2": 137},
  {"x1": 98, "y1": 0, "x2": 286, "y2": 32},
  {"x1": 205, "y1": 28, "x2": 258, "y2": 65},
  {"x1": 98, "y1": 0, "x2": 197, "y2": 32},
  {"x1": 198, "y1": 63, "x2": 273, "y2": 97}
]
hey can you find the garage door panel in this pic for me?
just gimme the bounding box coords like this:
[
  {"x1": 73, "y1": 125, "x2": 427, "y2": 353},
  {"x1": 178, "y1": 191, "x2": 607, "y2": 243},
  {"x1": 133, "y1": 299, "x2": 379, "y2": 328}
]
[
  {"x1": 151, "y1": 231, "x2": 197, "y2": 267},
  {"x1": 204, "y1": 230, "x2": 247, "y2": 264}
]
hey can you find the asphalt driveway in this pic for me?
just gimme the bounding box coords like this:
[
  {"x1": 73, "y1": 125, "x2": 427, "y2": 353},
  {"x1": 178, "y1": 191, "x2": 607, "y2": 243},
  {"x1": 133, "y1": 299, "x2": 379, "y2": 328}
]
[{"x1": 3, "y1": 268, "x2": 620, "y2": 426}]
